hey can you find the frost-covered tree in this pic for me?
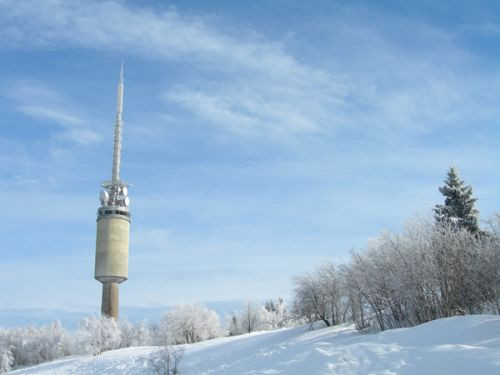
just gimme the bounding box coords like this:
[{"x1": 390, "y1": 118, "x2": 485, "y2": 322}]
[
  {"x1": 292, "y1": 271, "x2": 330, "y2": 327},
  {"x1": 227, "y1": 313, "x2": 242, "y2": 336},
  {"x1": 292, "y1": 215, "x2": 499, "y2": 333},
  {"x1": 119, "y1": 319, "x2": 134, "y2": 348},
  {"x1": 161, "y1": 303, "x2": 223, "y2": 344},
  {"x1": 434, "y1": 167, "x2": 479, "y2": 233},
  {"x1": 151, "y1": 320, "x2": 172, "y2": 347},
  {"x1": 239, "y1": 301, "x2": 265, "y2": 333},
  {"x1": 131, "y1": 320, "x2": 151, "y2": 346},
  {"x1": 149, "y1": 346, "x2": 184, "y2": 375},
  {"x1": 0, "y1": 320, "x2": 70, "y2": 369},
  {"x1": 342, "y1": 219, "x2": 499, "y2": 330},
  {"x1": 485, "y1": 215, "x2": 500, "y2": 314},
  {"x1": 292, "y1": 262, "x2": 344, "y2": 327},
  {"x1": 263, "y1": 298, "x2": 290, "y2": 329},
  {"x1": 341, "y1": 263, "x2": 370, "y2": 332},
  {"x1": 274, "y1": 298, "x2": 290, "y2": 328},
  {"x1": 0, "y1": 347, "x2": 13, "y2": 374},
  {"x1": 228, "y1": 300, "x2": 292, "y2": 335},
  {"x1": 77, "y1": 316, "x2": 121, "y2": 355},
  {"x1": 117, "y1": 319, "x2": 151, "y2": 348}
]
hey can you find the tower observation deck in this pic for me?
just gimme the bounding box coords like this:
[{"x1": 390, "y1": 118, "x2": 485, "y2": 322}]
[{"x1": 94, "y1": 65, "x2": 131, "y2": 320}]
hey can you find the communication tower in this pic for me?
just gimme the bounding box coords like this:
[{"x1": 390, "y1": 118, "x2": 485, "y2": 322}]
[{"x1": 94, "y1": 65, "x2": 130, "y2": 320}]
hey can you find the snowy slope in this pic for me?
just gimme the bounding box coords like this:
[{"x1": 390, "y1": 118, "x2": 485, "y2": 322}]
[{"x1": 11, "y1": 315, "x2": 500, "y2": 374}]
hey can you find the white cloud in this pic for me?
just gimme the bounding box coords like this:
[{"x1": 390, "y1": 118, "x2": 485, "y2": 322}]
[
  {"x1": 0, "y1": 0, "x2": 341, "y2": 136},
  {"x1": 0, "y1": 0, "x2": 328, "y2": 78},
  {"x1": 8, "y1": 81, "x2": 101, "y2": 145},
  {"x1": 165, "y1": 88, "x2": 321, "y2": 135},
  {"x1": 0, "y1": 189, "x2": 96, "y2": 222},
  {"x1": 0, "y1": 0, "x2": 498, "y2": 140},
  {"x1": 60, "y1": 127, "x2": 102, "y2": 145},
  {"x1": 1, "y1": 0, "x2": 497, "y2": 139},
  {"x1": 17, "y1": 106, "x2": 84, "y2": 127},
  {"x1": 9, "y1": 83, "x2": 64, "y2": 102},
  {"x1": 462, "y1": 20, "x2": 500, "y2": 36}
]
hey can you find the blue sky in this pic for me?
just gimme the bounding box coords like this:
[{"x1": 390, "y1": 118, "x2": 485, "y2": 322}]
[{"x1": 0, "y1": 0, "x2": 499, "y2": 316}]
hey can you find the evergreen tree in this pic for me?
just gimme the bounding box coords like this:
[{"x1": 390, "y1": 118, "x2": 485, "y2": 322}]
[
  {"x1": 434, "y1": 167, "x2": 479, "y2": 233},
  {"x1": 264, "y1": 300, "x2": 276, "y2": 313}
]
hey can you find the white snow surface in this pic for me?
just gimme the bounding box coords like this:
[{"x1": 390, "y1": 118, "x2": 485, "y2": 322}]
[{"x1": 10, "y1": 315, "x2": 500, "y2": 374}]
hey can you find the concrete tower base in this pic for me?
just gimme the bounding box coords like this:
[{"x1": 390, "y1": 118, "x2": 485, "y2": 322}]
[{"x1": 101, "y1": 282, "x2": 119, "y2": 320}]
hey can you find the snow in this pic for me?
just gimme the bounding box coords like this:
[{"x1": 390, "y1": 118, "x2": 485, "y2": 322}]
[{"x1": 10, "y1": 315, "x2": 500, "y2": 374}]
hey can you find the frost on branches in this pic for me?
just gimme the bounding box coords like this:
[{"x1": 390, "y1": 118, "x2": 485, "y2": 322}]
[
  {"x1": 0, "y1": 347, "x2": 13, "y2": 374},
  {"x1": 148, "y1": 345, "x2": 184, "y2": 375},
  {"x1": 292, "y1": 218, "x2": 500, "y2": 332},
  {"x1": 77, "y1": 316, "x2": 121, "y2": 355},
  {"x1": 0, "y1": 320, "x2": 68, "y2": 372},
  {"x1": 292, "y1": 262, "x2": 345, "y2": 328},
  {"x1": 0, "y1": 316, "x2": 153, "y2": 371},
  {"x1": 228, "y1": 300, "x2": 292, "y2": 336},
  {"x1": 290, "y1": 168, "x2": 498, "y2": 332},
  {"x1": 158, "y1": 303, "x2": 224, "y2": 345}
]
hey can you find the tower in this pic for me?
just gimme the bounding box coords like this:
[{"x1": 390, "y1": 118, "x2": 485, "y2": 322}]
[{"x1": 94, "y1": 65, "x2": 130, "y2": 320}]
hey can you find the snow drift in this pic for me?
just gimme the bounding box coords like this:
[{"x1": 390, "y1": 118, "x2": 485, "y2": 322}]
[{"x1": 10, "y1": 314, "x2": 500, "y2": 374}]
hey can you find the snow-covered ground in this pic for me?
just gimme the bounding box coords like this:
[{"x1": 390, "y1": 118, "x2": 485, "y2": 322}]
[{"x1": 11, "y1": 315, "x2": 500, "y2": 374}]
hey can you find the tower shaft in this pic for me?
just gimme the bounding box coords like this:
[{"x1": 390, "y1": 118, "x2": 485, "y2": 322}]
[{"x1": 101, "y1": 282, "x2": 119, "y2": 319}]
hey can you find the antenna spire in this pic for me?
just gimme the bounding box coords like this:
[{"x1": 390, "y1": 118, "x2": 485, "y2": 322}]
[
  {"x1": 112, "y1": 63, "x2": 124, "y2": 183},
  {"x1": 100, "y1": 63, "x2": 130, "y2": 209}
]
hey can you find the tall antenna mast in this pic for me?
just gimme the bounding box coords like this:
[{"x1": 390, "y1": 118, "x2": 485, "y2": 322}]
[
  {"x1": 99, "y1": 64, "x2": 129, "y2": 209},
  {"x1": 112, "y1": 63, "x2": 124, "y2": 183}
]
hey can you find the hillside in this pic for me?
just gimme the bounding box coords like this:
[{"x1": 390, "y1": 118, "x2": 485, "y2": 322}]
[{"x1": 11, "y1": 315, "x2": 500, "y2": 374}]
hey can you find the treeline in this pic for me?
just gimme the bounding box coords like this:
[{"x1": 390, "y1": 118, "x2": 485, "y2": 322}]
[
  {"x1": 227, "y1": 298, "x2": 291, "y2": 335},
  {"x1": 0, "y1": 317, "x2": 146, "y2": 372},
  {"x1": 291, "y1": 167, "x2": 499, "y2": 331},
  {"x1": 0, "y1": 300, "x2": 293, "y2": 372},
  {"x1": 291, "y1": 219, "x2": 499, "y2": 332}
]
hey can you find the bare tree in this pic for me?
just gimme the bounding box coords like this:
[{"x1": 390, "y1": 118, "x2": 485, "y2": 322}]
[
  {"x1": 149, "y1": 345, "x2": 184, "y2": 375},
  {"x1": 292, "y1": 268, "x2": 331, "y2": 327},
  {"x1": 240, "y1": 301, "x2": 262, "y2": 333}
]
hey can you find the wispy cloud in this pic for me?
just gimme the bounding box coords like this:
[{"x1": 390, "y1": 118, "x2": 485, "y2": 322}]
[
  {"x1": 165, "y1": 87, "x2": 324, "y2": 135},
  {"x1": 0, "y1": 1, "x2": 498, "y2": 141},
  {"x1": 0, "y1": 1, "x2": 317, "y2": 75},
  {"x1": 462, "y1": 19, "x2": 500, "y2": 36},
  {"x1": 17, "y1": 106, "x2": 84, "y2": 127},
  {"x1": 0, "y1": 0, "x2": 342, "y2": 136},
  {"x1": 7, "y1": 81, "x2": 101, "y2": 145}
]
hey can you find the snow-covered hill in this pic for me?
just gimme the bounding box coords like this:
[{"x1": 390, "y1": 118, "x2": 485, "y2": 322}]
[{"x1": 11, "y1": 315, "x2": 500, "y2": 374}]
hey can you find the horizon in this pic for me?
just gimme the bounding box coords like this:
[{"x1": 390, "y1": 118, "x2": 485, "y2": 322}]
[
  {"x1": 1, "y1": 0, "x2": 499, "y2": 323},
  {"x1": 0, "y1": 300, "x2": 247, "y2": 330}
]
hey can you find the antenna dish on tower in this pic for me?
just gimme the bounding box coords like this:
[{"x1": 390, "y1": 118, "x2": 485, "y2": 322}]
[{"x1": 100, "y1": 190, "x2": 109, "y2": 204}]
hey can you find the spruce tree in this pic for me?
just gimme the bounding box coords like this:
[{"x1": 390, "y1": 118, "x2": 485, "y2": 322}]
[{"x1": 434, "y1": 166, "x2": 479, "y2": 233}]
